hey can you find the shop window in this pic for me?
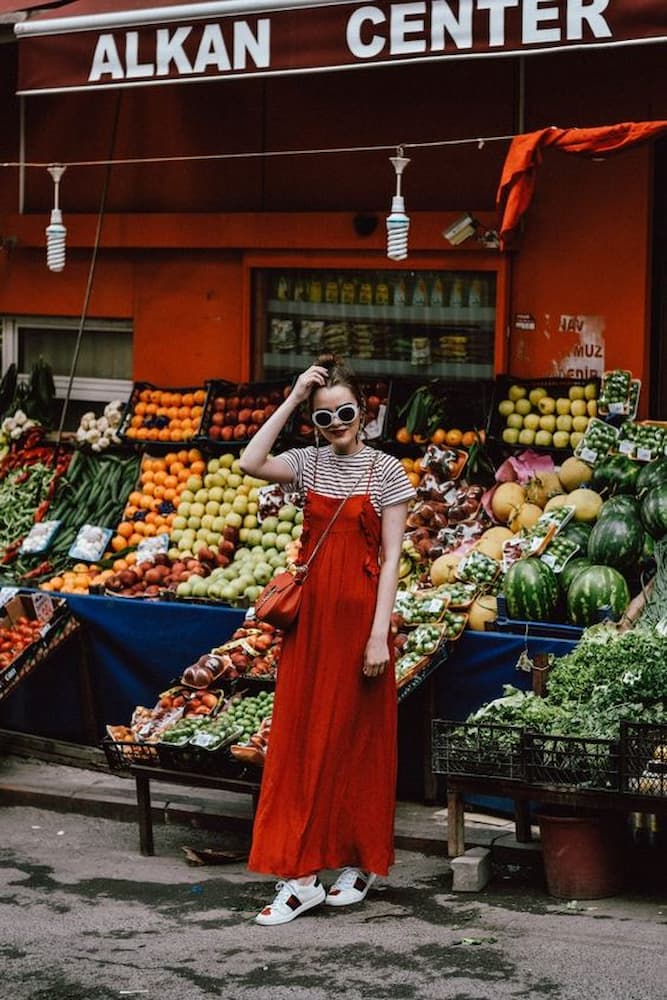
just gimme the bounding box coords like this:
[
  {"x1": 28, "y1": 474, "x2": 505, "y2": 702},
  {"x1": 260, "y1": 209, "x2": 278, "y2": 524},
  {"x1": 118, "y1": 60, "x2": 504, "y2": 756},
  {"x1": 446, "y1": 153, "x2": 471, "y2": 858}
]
[{"x1": 1, "y1": 316, "x2": 133, "y2": 429}]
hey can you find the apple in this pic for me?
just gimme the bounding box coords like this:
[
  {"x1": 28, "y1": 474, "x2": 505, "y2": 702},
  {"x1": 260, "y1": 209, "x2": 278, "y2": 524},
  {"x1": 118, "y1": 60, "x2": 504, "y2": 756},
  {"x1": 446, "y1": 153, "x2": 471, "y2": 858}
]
[
  {"x1": 518, "y1": 428, "x2": 535, "y2": 445},
  {"x1": 534, "y1": 430, "x2": 553, "y2": 447},
  {"x1": 278, "y1": 504, "x2": 298, "y2": 522},
  {"x1": 569, "y1": 431, "x2": 584, "y2": 449},
  {"x1": 587, "y1": 399, "x2": 597, "y2": 417},
  {"x1": 572, "y1": 415, "x2": 589, "y2": 433},
  {"x1": 243, "y1": 514, "x2": 258, "y2": 529},
  {"x1": 552, "y1": 430, "x2": 570, "y2": 449},
  {"x1": 498, "y1": 399, "x2": 515, "y2": 417},
  {"x1": 584, "y1": 382, "x2": 598, "y2": 400},
  {"x1": 555, "y1": 398, "x2": 571, "y2": 415},
  {"x1": 570, "y1": 399, "x2": 588, "y2": 418},
  {"x1": 523, "y1": 413, "x2": 540, "y2": 431},
  {"x1": 569, "y1": 385, "x2": 585, "y2": 401},
  {"x1": 539, "y1": 414, "x2": 556, "y2": 432},
  {"x1": 262, "y1": 516, "x2": 279, "y2": 533},
  {"x1": 506, "y1": 413, "x2": 524, "y2": 429},
  {"x1": 537, "y1": 396, "x2": 556, "y2": 415},
  {"x1": 514, "y1": 398, "x2": 532, "y2": 416},
  {"x1": 528, "y1": 387, "x2": 547, "y2": 406},
  {"x1": 502, "y1": 427, "x2": 520, "y2": 445},
  {"x1": 508, "y1": 384, "x2": 527, "y2": 401},
  {"x1": 556, "y1": 414, "x2": 573, "y2": 432}
]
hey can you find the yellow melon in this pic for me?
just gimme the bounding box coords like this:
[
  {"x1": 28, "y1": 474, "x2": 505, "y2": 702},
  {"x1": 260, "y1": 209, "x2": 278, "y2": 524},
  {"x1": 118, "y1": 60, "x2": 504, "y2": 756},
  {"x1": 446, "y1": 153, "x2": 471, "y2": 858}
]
[
  {"x1": 467, "y1": 595, "x2": 498, "y2": 632},
  {"x1": 475, "y1": 526, "x2": 514, "y2": 561},
  {"x1": 508, "y1": 502, "x2": 543, "y2": 533},
  {"x1": 558, "y1": 456, "x2": 593, "y2": 492},
  {"x1": 490, "y1": 482, "x2": 526, "y2": 523}
]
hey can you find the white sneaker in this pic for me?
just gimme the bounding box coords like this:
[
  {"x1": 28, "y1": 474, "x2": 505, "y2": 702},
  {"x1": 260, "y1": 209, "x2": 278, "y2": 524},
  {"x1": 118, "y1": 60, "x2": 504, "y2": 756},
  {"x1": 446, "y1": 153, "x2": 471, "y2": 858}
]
[
  {"x1": 324, "y1": 868, "x2": 376, "y2": 907},
  {"x1": 255, "y1": 877, "x2": 325, "y2": 926}
]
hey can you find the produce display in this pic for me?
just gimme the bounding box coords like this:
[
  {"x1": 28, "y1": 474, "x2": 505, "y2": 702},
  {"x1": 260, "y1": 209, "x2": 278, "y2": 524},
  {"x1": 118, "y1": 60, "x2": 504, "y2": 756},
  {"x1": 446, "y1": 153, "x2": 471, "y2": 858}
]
[
  {"x1": 121, "y1": 384, "x2": 207, "y2": 443},
  {"x1": 493, "y1": 378, "x2": 598, "y2": 450},
  {"x1": 199, "y1": 380, "x2": 289, "y2": 443}
]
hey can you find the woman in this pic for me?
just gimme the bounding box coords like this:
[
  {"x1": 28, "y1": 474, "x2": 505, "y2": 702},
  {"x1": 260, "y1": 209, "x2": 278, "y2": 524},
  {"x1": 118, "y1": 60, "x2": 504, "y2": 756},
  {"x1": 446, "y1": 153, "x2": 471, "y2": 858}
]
[{"x1": 239, "y1": 356, "x2": 415, "y2": 926}]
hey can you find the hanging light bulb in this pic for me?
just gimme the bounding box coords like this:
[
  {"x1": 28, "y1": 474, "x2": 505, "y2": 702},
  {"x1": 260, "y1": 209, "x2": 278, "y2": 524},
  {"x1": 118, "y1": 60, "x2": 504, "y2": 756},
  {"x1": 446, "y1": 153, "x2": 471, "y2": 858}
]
[
  {"x1": 386, "y1": 147, "x2": 410, "y2": 261},
  {"x1": 46, "y1": 164, "x2": 67, "y2": 272}
]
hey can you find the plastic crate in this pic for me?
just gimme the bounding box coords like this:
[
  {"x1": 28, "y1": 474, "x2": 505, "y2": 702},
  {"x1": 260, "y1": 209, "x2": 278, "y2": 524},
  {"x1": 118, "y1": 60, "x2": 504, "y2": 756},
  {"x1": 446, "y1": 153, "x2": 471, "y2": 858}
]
[
  {"x1": 101, "y1": 736, "x2": 160, "y2": 772},
  {"x1": 486, "y1": 374, "x2": 601, "y2": 455},
  {"x1": 386, "y1": 376, "x2": 493, "y2": 447},
  {"x1": 196, "y1": 378, "x2": 292, "y2": 448},
  {"x1": 431, "y1": 720, "x2": 525, "y2": 781},
  {"x1": 620, "y1": 722, "x2": 667, "y2": 797},
  {"x1": 119, "y1": 381, "x2": 208, "y2": 448},
  {"x1": 156, "y1": 739, "x2": 247, "y2": 777},
  {"x1": 524, "y1": 732, "x2": 619, "y2": 791}
]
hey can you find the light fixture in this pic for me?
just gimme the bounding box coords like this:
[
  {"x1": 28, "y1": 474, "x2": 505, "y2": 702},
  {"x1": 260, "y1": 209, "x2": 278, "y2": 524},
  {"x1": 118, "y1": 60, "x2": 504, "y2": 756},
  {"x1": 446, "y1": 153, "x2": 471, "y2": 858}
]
[
  {"x1": 443, "y1": 213, "x2": 479, "y2": 247},
  {"x1": 46, "y1": 164, "x2": 67, "y2": 272},
  {"x1": 386, "y1": 147, "x2": 410, "y2": 261}
]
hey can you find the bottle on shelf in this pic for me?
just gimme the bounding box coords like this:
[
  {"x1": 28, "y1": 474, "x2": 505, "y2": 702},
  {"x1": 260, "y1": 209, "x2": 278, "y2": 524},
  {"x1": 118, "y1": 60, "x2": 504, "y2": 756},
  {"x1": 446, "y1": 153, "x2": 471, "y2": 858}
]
[
  {"x1": 358, "y1": 276, "x2": 373, "y2": 306},
  {"x1": 324, "y1": 275, "x2": 340, "y2": 304},
  {"x1": 375, "y1": 274, "x2": 390, "y2": 306},
  {"x1": 449, "y1": 276, "x2": 465, "y2": 308},
  {"x1": 308, "y1": 273, "x2": 323, "y2": 303},
  {"x1": 430, "y1": 275, "x2": 444, "y2": 307}
]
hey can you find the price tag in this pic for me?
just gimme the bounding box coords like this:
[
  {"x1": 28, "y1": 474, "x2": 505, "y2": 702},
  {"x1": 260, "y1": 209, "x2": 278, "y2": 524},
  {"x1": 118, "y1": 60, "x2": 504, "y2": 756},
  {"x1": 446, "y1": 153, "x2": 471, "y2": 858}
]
[
  {"x1": 0, "y1": 587, "x2": 19, "y2": 607},
  {"x1": 136, "y1": 534, "x2": 170, "y2": 564},
  {"x1": 637, "y1": 447, "x2": 654, "y2": 462},
  {"x1": 618, "y1": 440, "x2": 635, "y2": 456},
  {"x1": 608, "y1": 401, "x2": 627, "y2": 415},
  {"x1": 579, "y1": 446, "x2": 597, "y2": 464}
]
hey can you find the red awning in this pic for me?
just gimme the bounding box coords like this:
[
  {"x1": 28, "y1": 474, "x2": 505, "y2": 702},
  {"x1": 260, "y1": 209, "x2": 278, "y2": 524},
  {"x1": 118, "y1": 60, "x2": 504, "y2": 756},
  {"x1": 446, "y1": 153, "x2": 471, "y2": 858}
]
[{"x1": 13, "y1": 1, "x2": 667, "y2": 96}]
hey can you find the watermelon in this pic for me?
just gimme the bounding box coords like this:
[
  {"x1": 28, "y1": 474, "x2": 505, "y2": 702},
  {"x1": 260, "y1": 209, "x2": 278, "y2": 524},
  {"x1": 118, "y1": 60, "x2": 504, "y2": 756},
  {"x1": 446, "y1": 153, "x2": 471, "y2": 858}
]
[
  {"x1": 596, "y1": 495, "x2": 640, "y2": 521},
  {"x1": 640, "y1": 483, "x2": 667, "y2": 540},
  {"x1": 566, "y1": 565, "x2": 630, "y2": 626},
  {"x1": 560, "y1": 520, "x2": 592, "y2": 550},
  {"x1": 587, "y1": 512, "x2": 644, "y2": 571},
  {"x1": 591, "y1": 454, "x2": 641, "y2": 496},
  {"x1": 558, "y1": 556, "x2": 592, "y2": 595},
  {"x1": 636, "y1": 457, "x2": 667, "y2": 495},
  {"x1": 503, "y1": 558, "x2": 559, "y2": 622}
]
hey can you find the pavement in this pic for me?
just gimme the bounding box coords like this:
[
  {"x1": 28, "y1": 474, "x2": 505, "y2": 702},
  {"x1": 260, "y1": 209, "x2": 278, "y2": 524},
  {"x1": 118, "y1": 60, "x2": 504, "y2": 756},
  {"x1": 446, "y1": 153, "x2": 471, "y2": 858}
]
[{"x1": 0, "y1": 749, "x2": 536, "y2": 865}]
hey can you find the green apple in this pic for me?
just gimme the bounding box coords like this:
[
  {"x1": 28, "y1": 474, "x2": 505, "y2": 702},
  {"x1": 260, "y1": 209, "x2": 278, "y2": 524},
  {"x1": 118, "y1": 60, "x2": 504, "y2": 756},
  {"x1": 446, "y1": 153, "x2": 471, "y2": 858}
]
[
  {"x1": 219, "y1": 453, "x2": 234, "y2": 468},
  {"x1": 179, "y1": 490, "x2": 195, "y2": 504},
  {"x1": 508, "y1": 384, "x2": 527, "y2": 401},
  {"x1": 523, "y1": 413, "x2": 540, "y2": 431},
  {"x1": 261, "y1": 531, "x2": 277, "y2": 549},
  {"x1": 247, "y1": 502, "x2": 259, "y2": 516},
  {"x1": 223, "y1": 488, "x2": 237, "y2": 503},
  {"x1": 244, "y1": 584, "x2": 262, "y2": 604},
  {"x1": 507, "y1": 413, "x2": 524, "y2": 430},
  {"x1": 556, "y1": 414, "x2": 573, "y2": 432},
  {"x1": 253, "y1": 562, "x2": 273, "y2": 585},
  {"x1": 262, "y1": 516, "x2": 279, "y2": 533},
  {"x1": 243, "y1": 514, "x2": 258, "y2": 529},
  {"x1": 206, "y1": 500, "x2": 220, "y2": 517},
  {"x1": 502, "y1": 427, "x2": 520, "y2": 445},
  {"x1": 552, "y1": 430, "x2": 570, "y2": 449},
  {"x1": 168, "y1": 547, "x2": 180, "y2": 561},
  {"x1": 277, "y1": 521, "x2": 293, "y2": 535},
  {"x1": 195, "y1": 489, "x2": 209, "y2": 504},
  {"x1": 212, "y1": 516, "x2": 225, "y2": 533},
  {"x1": 498, "y1": 399, "x2": 515, "y2": 417},
  {"x1": 278, "y1": 504, "x2": 298, "y2": 522},
  {"x1": 584, "y1": 382, "x2": 598, "y2": 401},
  {"x1": 539, "y1": 414, "x2": 556, "y2": 432},
  {"x1": 207, "y1": 531, "x2": 221, "y2": 547},
  {"x1": 170, "y1": 528, "x2": 183, "y2": 543},
  {"x1": 528, "y1": 387, "x2": 547, "y2": 406},
  {"x1": 177, "y1": 502, "x2": 191, "y2": 517},
  {"x1": 208, "y1": 486, "x2": 223, "y2": 503},
  {"x1": 176, "y1": 581, "x2": 192, "y2": 597},
  {"x1": 207, "y1": 458, "x2": 220, "y2": 473},
  {"x1": 572, "y1": 415, "x2": 589, "y2": 433},
  {"x1": 274, "y1": 533, "x2": 290, "y2": 551},
  {"x1": 171, "y1": 515, "x2": 188, "y2": 531},
  {"x1": 232, "y1": 497, "x2": 248, "y2": 515},
  {"x1": 231, "y1": 459, "x2": 243, "y2": 475},
  {"x1": 518, "y1": 428, "x2": 535, "y2": 445},
  {"x1": 187, "y1": 516, "x2": 201, "y2": 531},
  {"x1": 534, "y1": 430, "x2": 553, "y2": 447},
  {"x1": 292, "y1": 524, "x2": 303, "y2": 539},
  {"x1": 295, "y1": 510, "x2": 304, "y2": 525},
  {"x1": 514, "y1": 398, "x2": 532, "y2": 416},
  {"x1": 570, "y1": 399, "x2": 588, "y2": 418},
  {"x1": 587, "y1": 400, "x2": 598, "y2": 417},
  {"x1": 555, "y1": 398, "x2": 571, "y2": 415},
  {"x1": 569, "y1": 431, "x2": 584, "y2": 449},
  {"x1": 224, "y1": 511, "x2": 243, "y2": 528},
  {"x1": 568, "y1": 385, "x2": 585, "y2": 401},
  {"x1": 246, "y1": 528, "x2": 263, "y2": 547},
  {"x1": 537, "y1": 396, "x2": 556, "y2": 415},
  {"x1": 200, "y1": 514, "x2": 214, "y2": 530},
  {"x1": 220, "y1": 503, "x2": 232, "y2": 516}
]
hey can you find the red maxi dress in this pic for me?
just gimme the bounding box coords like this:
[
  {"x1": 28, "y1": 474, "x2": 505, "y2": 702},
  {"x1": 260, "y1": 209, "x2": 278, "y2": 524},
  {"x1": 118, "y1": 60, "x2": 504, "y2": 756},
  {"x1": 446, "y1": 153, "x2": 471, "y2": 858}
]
[{"x1": 248, "y1": 483, "x2": 397, "y2": 878}]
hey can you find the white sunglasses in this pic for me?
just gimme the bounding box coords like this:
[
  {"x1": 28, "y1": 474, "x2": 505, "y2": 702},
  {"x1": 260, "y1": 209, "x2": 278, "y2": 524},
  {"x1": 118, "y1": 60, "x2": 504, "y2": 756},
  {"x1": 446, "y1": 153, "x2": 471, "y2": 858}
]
[{"x1": 311, "y1": 402, "x2": 360, "y2": 429}]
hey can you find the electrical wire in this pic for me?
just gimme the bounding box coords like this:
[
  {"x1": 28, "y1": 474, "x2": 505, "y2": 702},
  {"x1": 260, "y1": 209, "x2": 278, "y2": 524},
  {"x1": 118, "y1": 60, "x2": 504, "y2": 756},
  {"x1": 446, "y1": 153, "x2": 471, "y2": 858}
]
[{"x1": 0, "y1": 131, "x2": 517, "y2": 172}]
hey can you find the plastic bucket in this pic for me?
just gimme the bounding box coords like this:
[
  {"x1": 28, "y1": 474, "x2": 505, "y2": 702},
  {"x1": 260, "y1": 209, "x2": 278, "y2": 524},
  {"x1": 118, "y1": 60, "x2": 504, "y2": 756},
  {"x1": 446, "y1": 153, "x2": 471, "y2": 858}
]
[{"x1": 537, "y1": 810, "x2": 625, "y2": 899}]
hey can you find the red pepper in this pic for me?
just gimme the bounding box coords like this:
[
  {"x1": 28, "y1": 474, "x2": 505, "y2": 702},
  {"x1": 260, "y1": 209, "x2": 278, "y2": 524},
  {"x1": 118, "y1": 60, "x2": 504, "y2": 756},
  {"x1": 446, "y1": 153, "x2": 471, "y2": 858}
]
[
  {"x1": 21, "y1": 560, "x2": 53, "y2": 580},
  {"x1": 34, "y1": 499, "x2": 50, "y2": 522}
]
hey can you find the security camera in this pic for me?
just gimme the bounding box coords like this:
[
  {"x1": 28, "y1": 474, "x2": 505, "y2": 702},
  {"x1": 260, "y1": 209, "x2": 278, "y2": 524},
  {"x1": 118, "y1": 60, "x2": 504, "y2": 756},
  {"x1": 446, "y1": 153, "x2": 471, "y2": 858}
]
[{"x1": 443, "y1": 214, "x2": 478, "y2": 246}]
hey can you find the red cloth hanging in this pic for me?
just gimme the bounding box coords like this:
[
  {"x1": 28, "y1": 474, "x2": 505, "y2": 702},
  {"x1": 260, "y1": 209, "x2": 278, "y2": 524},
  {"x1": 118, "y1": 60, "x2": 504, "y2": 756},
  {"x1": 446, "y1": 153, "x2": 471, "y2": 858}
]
[{"x1": 497, "y1": 121, "x2": 667, "y2": 246}]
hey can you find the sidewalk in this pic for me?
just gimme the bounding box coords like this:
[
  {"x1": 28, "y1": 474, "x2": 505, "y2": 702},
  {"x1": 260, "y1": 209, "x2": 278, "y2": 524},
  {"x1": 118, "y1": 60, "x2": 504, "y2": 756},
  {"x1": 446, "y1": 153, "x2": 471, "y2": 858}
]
[{"x1": 0, "y1": 751, "x2": 536, "y2": 863}]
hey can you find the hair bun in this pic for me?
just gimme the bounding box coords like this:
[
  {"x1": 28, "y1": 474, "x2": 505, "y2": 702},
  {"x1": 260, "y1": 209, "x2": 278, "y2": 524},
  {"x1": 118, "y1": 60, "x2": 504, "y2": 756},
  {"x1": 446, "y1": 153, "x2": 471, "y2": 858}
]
[{"x1": 316, "y1": 352, "x2": 336, "y2": 372}]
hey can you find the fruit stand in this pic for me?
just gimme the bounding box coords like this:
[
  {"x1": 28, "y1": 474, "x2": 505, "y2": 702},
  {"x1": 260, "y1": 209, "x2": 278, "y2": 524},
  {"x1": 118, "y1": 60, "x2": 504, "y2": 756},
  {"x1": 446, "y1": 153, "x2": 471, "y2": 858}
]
[{"x1": 0, "y1": 365, "x2": 664, "y2": 819}]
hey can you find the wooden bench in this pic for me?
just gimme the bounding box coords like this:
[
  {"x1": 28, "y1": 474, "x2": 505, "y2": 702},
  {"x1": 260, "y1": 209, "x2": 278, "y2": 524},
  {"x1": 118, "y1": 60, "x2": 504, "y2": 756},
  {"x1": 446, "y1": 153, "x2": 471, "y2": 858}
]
[
  {"x1": 129, "y1": 764, "x2": 261, "y2": 856},
  {"x1": 446, "y1": 775, "x2": 667, "y2": 857}
]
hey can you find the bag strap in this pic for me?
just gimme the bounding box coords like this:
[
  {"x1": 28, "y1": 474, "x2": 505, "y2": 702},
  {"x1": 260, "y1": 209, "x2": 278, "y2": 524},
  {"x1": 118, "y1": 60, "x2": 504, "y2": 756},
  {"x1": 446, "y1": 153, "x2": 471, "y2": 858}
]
[{"x1": 300, "y1": 453, "x2": 378, "y2": 573}]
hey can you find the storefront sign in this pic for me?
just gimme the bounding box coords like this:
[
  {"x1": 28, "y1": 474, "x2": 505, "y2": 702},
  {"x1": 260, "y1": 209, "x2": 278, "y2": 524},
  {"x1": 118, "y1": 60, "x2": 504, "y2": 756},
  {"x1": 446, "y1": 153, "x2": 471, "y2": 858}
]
[
  {"x1": 555, "y1": 314, "x2": 605, "y2": 379},
  {"x1": 14, "y1": 0, "x2": 667, "y2": 94}
]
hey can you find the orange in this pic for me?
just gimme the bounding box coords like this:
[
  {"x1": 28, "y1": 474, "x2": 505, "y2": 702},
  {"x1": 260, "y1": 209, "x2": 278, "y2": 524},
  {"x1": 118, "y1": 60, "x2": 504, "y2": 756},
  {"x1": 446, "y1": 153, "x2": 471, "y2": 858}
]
[
  {"x1": 153, "y1": 485, "x2": 166, "y2": 499},
  {"x1": 139, "y1": 389, "x2": 151, "y2": 402},
  {"x1": 130, "y1": 414, "x2": 143, "y2": 428},
  {"x1": 430, "y1": 428, "x2": 447, "y2": 445},
  {"x1": 462, "y1": 430, "x2": 479, "y2": 447},
  {"x1": 158, "y1": 428, "x2": 171, "y2": 442},
  {"x1": 177, "y1": 450, "x2": 189, "y2": 463},
  {"x1": 145, "y1": 403, "x2": 158, "y2": 416},
  {"x1": 126, "y1": 552, "x2": 138, "y2": 566},
  {"x1": 113, "y1": 559, "x2": 128, "y2": 572},
  {"x1": 132, "y1": 521, "x2": 146, "y2": 536},
  {"x1": 129, "y1": 532, "x2": 143, "y2": 547},
  {"x1": 395, "y1": 427, "x2": 412, "y2": 445},
  {"x1": 190, "y1": 460, "x2": 206, "y2": 476},
  {"x1": 50, "y1": 576, "x2": 64, "y2": 591},
  {"x1": 140, "y1": 470, "x2": 154, "y2": 484},
  {"x1": 111, "y1": 536, "x2": 126, "y2": 552},
  {"x1": 413, "y1": 433, "x2": 428, "y2": 445},
  {"x1": 135, "y1": 428, "x2": 148, "y2": 440},
  {"x1": 164, "y1": 452, "x2": 178, "y2": 466},
  {"x1": 147, "y1": 428, "x2": 160, "y2": 441},
  {"x1": 140, "y1": 494, "x2": 154, "y2": 510},
  {"x1": 182, "y1": 393, "x2": 194, "y2": 407},
  {"x1": 169, "y1": 428, "x2": 183, "y2": 442},
  {"x1": 143, "y1": 522, "x2": 157, "y2": 537},
  {"x1": 187, "y1": 448, "x2": 202, "y2": 463},
  {"x1": 163, "y1": 487, "x2": 177, "y2": 502},
  {"x1": 193, "y1": 389, "x2": 206, "y2": 405},
  {"x1": 407, "y1": 472, "x2": 421, "y2": 488},
  {"x1": 128, "y1": 491, "x2": 143, "y2": 507},
  {"x1": 150, "y1": 390, "x2": 162, "y2": 404},
  {"x1": 445, "y1": 428, "x2": 463, "y2": 447},
  {"x1": 399, "y1": 457, "x2": 414, "y2": 472},
  {"x1": 125, "y1": 427, "x2": 138, "y2": 440},
  {"x1": 171, "y1": 393, "x2": 183, "y2": 407},
  {"x1": 117, "y1": 521, "x2": 134, "y2": 539},
  {"x1": 153, "y1": 470, "x2": 167, "y2": 485},
  {"x1": 163, "y1": 475, "x2": 178, "y2": 490},
  {"x1": 135, "y1": 401, "x2": 147, "y2": 416}
]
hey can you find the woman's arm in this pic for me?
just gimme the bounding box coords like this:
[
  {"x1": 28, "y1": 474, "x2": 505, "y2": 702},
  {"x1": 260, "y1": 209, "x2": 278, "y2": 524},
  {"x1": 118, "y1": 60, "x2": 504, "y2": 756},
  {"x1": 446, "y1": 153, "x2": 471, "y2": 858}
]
[
  {"x1": 363, "y1": 500, "x2": 409, "y2": 678},
  {"x1": 239, "y1": 365, "x2": 328, "y2": 483}
]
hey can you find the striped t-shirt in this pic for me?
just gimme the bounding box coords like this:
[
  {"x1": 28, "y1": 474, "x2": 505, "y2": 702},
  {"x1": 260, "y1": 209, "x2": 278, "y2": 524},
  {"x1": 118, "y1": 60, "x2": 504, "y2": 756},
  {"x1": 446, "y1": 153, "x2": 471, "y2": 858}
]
[{"x1": 278, "y1": 444, "x2": 416, "y2": 515}]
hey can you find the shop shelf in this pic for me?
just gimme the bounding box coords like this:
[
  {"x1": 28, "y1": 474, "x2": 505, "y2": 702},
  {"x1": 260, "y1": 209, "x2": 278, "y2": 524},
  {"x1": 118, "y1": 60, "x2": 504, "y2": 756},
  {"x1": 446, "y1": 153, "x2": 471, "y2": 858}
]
[
  {"x1": 620, "y1": 722, "x2": 667, "y2": 797},
  {"x1": 524, "y1": 732, "x2": 619, "y2": 791},
  {"x1": 431, "y1": 720, "x2": 525, "y2": 781},
  {"x1": 195, "y1": 378, "x2": 292, "y2": 449}
]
